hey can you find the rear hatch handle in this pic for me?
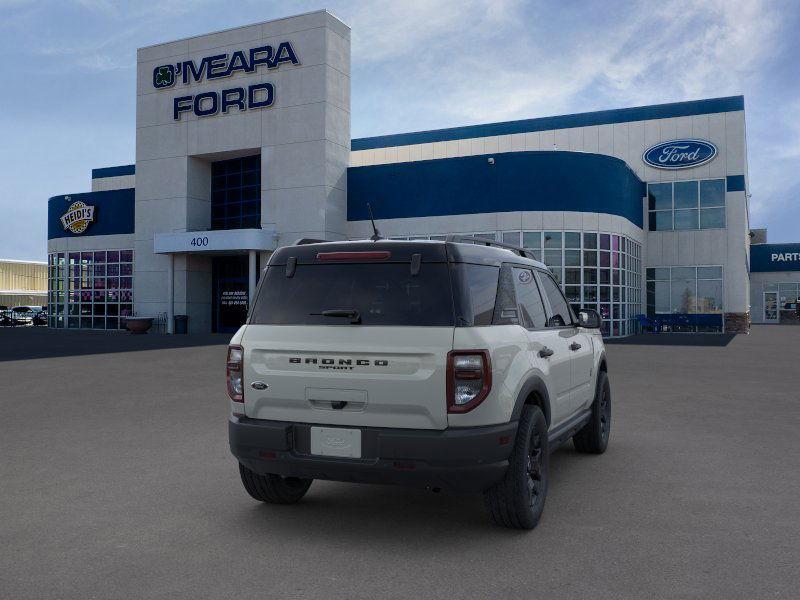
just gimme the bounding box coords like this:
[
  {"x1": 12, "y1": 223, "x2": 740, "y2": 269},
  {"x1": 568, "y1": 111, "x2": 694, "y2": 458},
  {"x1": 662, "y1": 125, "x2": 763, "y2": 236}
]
[{"x1": 310, "y1": 309, "x2": 362, "y2": 324}]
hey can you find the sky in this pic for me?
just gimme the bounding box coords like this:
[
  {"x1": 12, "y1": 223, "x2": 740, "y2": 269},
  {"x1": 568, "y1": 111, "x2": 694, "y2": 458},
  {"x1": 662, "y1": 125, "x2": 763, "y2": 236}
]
[{"x1": 1, "y1": 0, "x2": 798, "y2": 261}]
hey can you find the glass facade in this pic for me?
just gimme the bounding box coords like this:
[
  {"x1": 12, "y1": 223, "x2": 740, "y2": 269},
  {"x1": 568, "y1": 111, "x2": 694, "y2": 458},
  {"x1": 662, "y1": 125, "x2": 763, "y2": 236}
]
[
  {"x1": 648, "y1": 179, "x2": 726, "y2": 231},
  {"x1": 390, "y1": 230, "x2": 643, "y2": 338},
  {"x1": 211, "y1": 155, "x2": 261, "y2": 230},
  {"x1": 646, "y1": 266, "x2": 723, "y2": 332},
  {"x1": 47, "y1": 250, "x2": 134, "y2": 330},
  {"x1": 763, "y1": 282, "x2": 800, "y2": 324}
]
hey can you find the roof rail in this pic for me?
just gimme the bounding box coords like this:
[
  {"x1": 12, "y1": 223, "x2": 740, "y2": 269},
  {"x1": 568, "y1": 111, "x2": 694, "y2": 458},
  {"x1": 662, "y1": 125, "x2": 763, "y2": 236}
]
[
  {"x1": 293, "y1": 238, "x2": 331, "y2": 245},
  {"x1": 444, "y1": 234, "x2": 538, "y2": 260}
]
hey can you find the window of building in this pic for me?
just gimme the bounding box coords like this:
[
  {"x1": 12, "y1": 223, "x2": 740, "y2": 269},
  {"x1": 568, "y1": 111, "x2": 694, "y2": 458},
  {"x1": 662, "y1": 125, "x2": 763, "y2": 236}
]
[
  {"x1": 760, "y1": 282, "x2": 799, "y2": 324},
  {"x1": 46, "y1": 253, "x2": 66, "y2": 328},
  {"x1": 211, "y1": 155, "x2": 261, "y2": 230},
  {"x1": 647, "y1": 179, "x2": 726, "y2": 231},
  {"x1": 646, "y1": 266, "x2": 723, "y2": 332},
  {"x1": 47, "y1": 250, "x2": 134, "y2": 330},
  {"x1": 369, "y1": 229, "x2": 642, "y2": 338},
  {"x1": 516, "y1": 230, "x2": 642, "y2": 337}
]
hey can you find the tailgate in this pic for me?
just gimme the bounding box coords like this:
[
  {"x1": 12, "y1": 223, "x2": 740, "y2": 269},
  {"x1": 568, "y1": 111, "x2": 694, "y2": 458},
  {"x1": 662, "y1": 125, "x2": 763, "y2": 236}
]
[{"x1": 241, "y1": 325, "x2": 453, "y2": 429}]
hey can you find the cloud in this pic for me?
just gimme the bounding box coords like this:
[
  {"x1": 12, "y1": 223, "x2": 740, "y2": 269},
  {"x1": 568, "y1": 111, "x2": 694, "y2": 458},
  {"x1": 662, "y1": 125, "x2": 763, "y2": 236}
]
[
  {"x1": 378, "y1": 0, "x2": 782, "y2": 124},
  {"x1": 343, "y1": 0, "x2": 795, "y2": 235},
  {"x1": 0, "y1": 0, "x2": 797, "y2": 259},
  {"x1": 347, "y1": 0, "x2": 522, "y2": 63}
]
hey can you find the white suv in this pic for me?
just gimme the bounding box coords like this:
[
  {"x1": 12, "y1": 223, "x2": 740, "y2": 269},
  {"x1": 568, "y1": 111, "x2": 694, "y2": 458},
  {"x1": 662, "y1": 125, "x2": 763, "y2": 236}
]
[{"x1": 228, "y1": 237, "x2": 611, "y2": 529}]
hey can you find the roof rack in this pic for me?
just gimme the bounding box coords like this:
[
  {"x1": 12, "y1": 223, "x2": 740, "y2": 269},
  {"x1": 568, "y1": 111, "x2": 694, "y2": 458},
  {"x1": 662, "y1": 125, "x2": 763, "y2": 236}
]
[{"x1": 444, "y1": 234, "x2": 538, "y2": 260}]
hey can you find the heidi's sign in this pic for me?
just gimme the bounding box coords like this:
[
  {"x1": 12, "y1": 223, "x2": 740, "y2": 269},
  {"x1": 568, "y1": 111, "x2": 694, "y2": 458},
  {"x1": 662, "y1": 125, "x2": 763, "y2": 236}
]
[
  {"x1": 60, "y1": 199, "x2": 95, "y2": 234},
  {"x1": 643, "y1": 140, "x2": 717, "y2": 170}
]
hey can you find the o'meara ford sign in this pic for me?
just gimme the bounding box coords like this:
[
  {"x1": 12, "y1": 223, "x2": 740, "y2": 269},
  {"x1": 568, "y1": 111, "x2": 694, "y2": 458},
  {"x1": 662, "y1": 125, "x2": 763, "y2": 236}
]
[
  {"x1": 152, "y1": 41, "x2": 300, "y2": 121},
  {"x1": 643, "y1": 139, "x2": 717, "y2": 170}
]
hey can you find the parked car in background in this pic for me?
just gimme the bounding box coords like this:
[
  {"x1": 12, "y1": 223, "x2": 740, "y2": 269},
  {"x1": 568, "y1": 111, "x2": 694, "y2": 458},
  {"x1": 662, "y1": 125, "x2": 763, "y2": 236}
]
[
  {"x1": 0, "y1": 306, "x2": 10, "y2": 327},
  {"x1": 32, "y1": 307, "x2": 48, "y2": 326},
  {"x1": 10, "y1": 306, "x2": 44, "y2": 326}
]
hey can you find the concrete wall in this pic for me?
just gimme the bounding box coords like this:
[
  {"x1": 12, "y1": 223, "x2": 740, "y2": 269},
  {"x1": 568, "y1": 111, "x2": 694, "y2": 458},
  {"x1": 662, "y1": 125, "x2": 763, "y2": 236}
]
[
  {"x1": 351, "y1": 108, "x2": 749, "y2": 318},
  {"x1": 134, "y1": 10, "x2": 350, "y2": 332},
  {"x1": 92, "y1": 175, "x2": 135, "y2": 192},
  {"x1": 47, "y1": 234, "x2": 135, "y2": 256},
  {"x1": 346, "y1": 211, "x2": 644, "y2": 245}
]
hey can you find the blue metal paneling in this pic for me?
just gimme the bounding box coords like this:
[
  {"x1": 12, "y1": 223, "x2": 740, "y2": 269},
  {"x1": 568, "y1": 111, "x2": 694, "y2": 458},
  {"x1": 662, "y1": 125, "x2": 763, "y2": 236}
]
[
  {"x1": 347, "y1": 151, "x2": 645, "y2": 228},
  {"x1": 352, "y1": 96, "x2": 745, "y2": 151},
  {"x1": 750, "y1": 243, "x2": 800, "y2": 272},
  {"x1": 91, "y1": 165, "x2": 135, "y2": 179},
  {"x1": 48, "y1": 189, "x2": 135, "y2": 239},
  {"x1": 726, "y1": 175, "x2": 746, "y2": 192}
]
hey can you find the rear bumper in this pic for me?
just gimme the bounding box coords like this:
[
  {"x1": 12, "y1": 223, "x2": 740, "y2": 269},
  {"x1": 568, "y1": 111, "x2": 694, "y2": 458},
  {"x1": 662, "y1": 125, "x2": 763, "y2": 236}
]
[{"x1": 229, "y1": 416, "x2": 518, "y2": 493}]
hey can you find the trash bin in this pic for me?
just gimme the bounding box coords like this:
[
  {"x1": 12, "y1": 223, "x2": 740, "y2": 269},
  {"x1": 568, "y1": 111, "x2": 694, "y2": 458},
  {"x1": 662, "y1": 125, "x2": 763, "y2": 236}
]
[{"x1": 174, "y1": 315, "x2": 188, "y2": 334}]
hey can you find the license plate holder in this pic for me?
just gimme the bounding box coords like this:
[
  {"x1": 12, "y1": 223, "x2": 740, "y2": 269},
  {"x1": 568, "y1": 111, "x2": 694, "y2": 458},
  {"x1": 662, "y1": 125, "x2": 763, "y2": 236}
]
[{"x1": 310, "y1": 426, "x2": 362, "y2": 458}]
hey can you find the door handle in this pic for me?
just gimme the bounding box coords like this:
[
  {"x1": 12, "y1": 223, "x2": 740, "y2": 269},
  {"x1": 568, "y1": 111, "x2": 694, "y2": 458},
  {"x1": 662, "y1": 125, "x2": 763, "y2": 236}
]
[
  {"x1": 538, "y1": 347, "x2": 554, "y2": 358},
  {"x1": 570, "y1": 342, "x2": 582, "y2": 351}
]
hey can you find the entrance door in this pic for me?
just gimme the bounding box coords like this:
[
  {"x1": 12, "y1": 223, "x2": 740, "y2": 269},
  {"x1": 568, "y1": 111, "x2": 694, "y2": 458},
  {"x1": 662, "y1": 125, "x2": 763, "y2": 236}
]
[
  {"x1": 212, "y1": 256, "x2": 250, "y2": 333},
  {"x1": 764, "y1": 292, "x2": 778, "y2": 323}
]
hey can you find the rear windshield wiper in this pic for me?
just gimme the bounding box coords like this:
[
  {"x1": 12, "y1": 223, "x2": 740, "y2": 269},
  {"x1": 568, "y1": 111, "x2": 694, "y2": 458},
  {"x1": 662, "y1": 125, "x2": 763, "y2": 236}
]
[{"x1": 310, "y1": 309, "x2": 362, "y2": 324}]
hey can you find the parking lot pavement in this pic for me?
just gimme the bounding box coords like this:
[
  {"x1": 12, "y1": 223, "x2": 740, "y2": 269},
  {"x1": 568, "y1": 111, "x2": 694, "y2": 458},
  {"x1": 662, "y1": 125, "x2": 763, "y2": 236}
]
[{"x1": 1, "y1": 326, "x2": 798, "y2": 599}]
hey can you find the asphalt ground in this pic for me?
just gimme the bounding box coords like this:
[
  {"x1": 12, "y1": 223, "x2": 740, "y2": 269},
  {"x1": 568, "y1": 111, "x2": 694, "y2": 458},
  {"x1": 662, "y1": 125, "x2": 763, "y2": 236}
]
[{"x1": 0, "y1": 326, "x2": 798, "y2": 599}]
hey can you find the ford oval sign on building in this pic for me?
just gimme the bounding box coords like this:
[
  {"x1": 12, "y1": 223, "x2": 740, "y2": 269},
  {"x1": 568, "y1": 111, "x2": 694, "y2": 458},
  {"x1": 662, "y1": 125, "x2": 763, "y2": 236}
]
[{"x1": 642, "y1": 139, "x2": 717, "y2": 170}]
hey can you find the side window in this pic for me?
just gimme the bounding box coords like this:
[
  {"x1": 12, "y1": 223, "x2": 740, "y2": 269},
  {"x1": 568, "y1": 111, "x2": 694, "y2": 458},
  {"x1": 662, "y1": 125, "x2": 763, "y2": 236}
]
[
  {"x1": 492, "y1": 265, "x2": 520, "y2": 325},
  {"x1": 455, "y1": 264, "x2": 499, "y2": 326},
  {"x1": 538, "y1": 271, "x2": 574, "y2": 327},
  {"x1": 512, "y1": 267, "x2": 547, "y2": 329}
]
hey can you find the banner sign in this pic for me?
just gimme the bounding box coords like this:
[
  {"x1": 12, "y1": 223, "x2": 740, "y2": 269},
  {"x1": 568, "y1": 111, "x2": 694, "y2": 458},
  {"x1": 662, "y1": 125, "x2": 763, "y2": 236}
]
[{"x1": 751, "y1": 244, "x2": 800, "y2": 272}]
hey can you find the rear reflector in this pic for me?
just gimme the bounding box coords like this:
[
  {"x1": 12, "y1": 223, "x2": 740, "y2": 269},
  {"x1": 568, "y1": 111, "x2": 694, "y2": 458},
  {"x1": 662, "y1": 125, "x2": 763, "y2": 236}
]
[
  {"x1": 316, "y1": 251, "x2": 391, "y2": 261},
  {"x1": 393, "y1": 461, "x2": 416, "y2": 471}
]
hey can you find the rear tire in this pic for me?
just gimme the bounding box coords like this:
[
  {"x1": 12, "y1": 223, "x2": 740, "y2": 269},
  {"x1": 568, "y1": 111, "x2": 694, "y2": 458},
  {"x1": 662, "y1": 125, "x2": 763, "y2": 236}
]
[
  {"x1": 573, "y1": 371, "x2": 611, "y2": 454},
  {"x1": 483, "y1": 405, "x2": 549, "y2": 530},
  {"x1": 238, "y1": 463, "x2": 312, "y2": 504}
]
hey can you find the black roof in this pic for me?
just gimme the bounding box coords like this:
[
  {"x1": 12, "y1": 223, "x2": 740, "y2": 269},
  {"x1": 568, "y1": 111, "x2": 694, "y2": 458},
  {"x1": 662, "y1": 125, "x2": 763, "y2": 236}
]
[{"x1": 269, "y1": 238, "x2": 548, "y2": 270}]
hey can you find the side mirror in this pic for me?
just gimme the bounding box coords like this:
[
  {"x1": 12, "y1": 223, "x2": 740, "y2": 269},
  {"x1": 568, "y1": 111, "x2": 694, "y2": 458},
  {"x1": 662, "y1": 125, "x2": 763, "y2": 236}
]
[{"x1": 577, "y1": 308, "x2": 601, "y2": 329}]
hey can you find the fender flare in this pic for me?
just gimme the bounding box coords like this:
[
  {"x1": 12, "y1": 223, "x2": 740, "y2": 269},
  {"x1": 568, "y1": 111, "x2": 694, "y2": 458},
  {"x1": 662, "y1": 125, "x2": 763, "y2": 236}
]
[
  {"x1": 510, "y1": 375, "x2": 552, "y2": 426},
  {"x1": 597, "y1": 349, "x2": 608, "y2": 374}
]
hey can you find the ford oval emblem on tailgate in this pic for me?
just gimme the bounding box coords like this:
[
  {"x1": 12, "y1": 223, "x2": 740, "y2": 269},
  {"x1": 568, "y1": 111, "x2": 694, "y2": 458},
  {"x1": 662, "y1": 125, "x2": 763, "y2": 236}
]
[{"x1": 251, "y1": 381, "x2": 269, "y2": 390}]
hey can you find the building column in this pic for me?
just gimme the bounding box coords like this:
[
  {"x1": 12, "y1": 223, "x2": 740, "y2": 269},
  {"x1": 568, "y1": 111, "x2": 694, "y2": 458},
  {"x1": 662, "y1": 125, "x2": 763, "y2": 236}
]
[
  {"x1": 167, "y1": 254, "x2": 174, "y2": 334},
  {"x1": 248, "y1": 250, "x2": 257, "y2": 308}
]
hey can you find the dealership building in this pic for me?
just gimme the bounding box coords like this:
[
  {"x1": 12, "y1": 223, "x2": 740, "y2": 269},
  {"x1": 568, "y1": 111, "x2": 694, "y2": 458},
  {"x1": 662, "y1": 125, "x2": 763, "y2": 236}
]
[{"x1": 45, "y1": 10, "x2": 799, "y2": 336}]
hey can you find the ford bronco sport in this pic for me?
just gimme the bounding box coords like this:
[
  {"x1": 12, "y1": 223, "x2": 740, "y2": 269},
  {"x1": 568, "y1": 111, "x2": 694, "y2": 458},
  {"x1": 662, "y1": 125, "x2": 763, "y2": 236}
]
[{"x1": 228, "y1": 237, "x2": 610, "y2": 529}]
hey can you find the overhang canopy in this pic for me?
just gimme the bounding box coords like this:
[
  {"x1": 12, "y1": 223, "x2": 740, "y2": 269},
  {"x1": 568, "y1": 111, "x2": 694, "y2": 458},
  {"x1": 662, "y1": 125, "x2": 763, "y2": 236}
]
[{"x1": 153, "y1": 228, "x2": 277, "y2": 254}]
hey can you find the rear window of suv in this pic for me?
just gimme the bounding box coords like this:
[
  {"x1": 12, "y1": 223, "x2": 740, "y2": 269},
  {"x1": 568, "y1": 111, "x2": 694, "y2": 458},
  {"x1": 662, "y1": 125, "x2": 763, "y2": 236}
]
[{"x1": 250, "y1": 263, "x2": 456, "y2": 326}]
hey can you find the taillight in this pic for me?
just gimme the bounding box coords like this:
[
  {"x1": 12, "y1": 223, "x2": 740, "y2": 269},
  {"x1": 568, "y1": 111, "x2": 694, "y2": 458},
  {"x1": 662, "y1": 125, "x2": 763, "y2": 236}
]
[
  {"x1": 227, "y1": 345, "x2": 244, "y2": 402},
  {"x1": 446, "y1": 350, "x2": 492, "y2": 413}
]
